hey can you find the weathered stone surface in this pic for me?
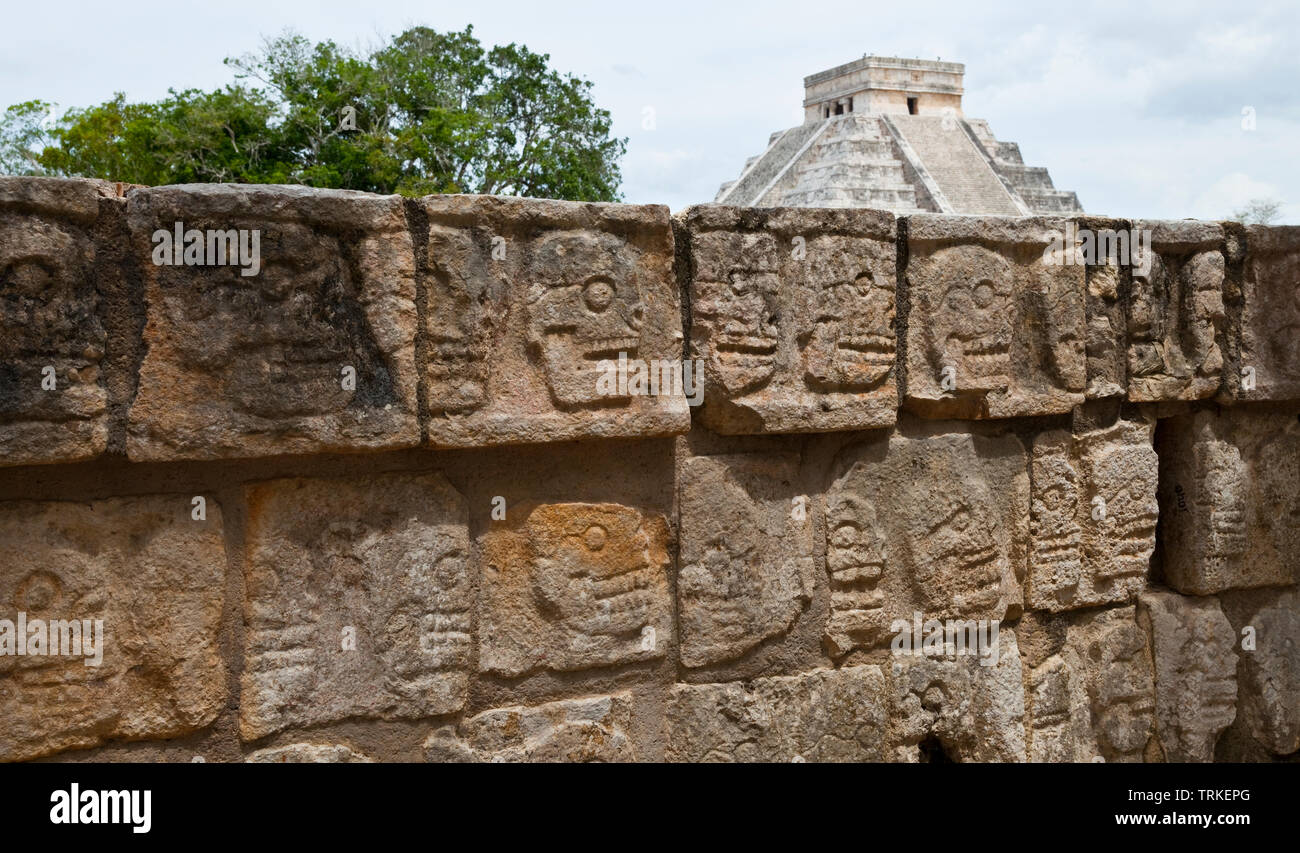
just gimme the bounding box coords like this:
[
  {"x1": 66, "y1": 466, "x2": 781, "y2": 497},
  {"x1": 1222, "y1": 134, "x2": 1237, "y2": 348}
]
[
  {"x1": 479, "y1": 502, "x2": 671, "y2": 677},
  {"x1": 0, "y1": 178, "x2": 115, "y2": 466},
  {"x1": 886, "y1": 627, "x2": 1026, "y2": 762},
  {"x1": 1021, "y1": 605, "x2": 1155, "y2": 762},
  {"x1": 246, "y1": 743, "x2": 374, "y2": 763},
  {"x1": 425, "y1": 693, "x2": 636, "y2": 762},
  {"x1": 127, "y1": 184, "x2": 419, "y2": 460},
  {"x1": 683, "y1": 206, "x2": 897, "y2": 434},
  {"x1": 1158, "y1": 409, "x2": 1300, "y2": 594},
  {"x1": 1139, "y1": 590, "x2": 1237, "y2": 762},
  {"x1": 666, "y1": 665, "x2": 887, "y2": 762},
  {"x1": 904, "y1": 216, "x2": 1085, "y2": 418},
  {"x1": 1127, "y1": 220, "x2": 1226, "y2": 402},
  {"x1": 240, "y1": 472, "x2": 471, "y2": 740},
  {"x1": 0, "y1": 495, "x2": 226, "y2": 762},
  {"x1": 1220, "y1": 588, "x2": 1299, "y2": 757},
  {"x1": 417, "y1": 195, "x2": 689, "y2": 447},
  {"x1": 678, "y1": 453, "x2": 815, "y2": 666},
  {"x1": 1028, "y1": 419, "x2": 1158, "y2": 612},
  {"x1": 1239, "y1": 225, "x2": 1300, "y2": 401},
  {"x1": 824, "y1": 427, "x2": 1027, "y2": 657},
  {"x1": 1079, "y1": 218, "x2": 1128, "y2": 398}
]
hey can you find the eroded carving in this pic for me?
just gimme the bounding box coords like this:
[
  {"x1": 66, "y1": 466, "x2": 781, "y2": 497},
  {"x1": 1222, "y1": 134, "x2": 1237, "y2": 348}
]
[
  {"x1": 0, "y1": 495, "x2": 226, "y2": 762},
  {"x1": 1127, "y1": 222, "x2": 1225, "y2": 401},
  {"x1": 1029, "y1": 421, "x2": 1157, "y2": 611},
  {"x1": 825, "y1": 429, "x2": 1027, "y2": 656},
  {"x1": 0, "y1": 178, "x2": 109, "y2": 465},
  {"x1": 904, "y1": 216, "x2": 1085, "y2": 418},
  {"x1": 240, "y1": 472, "x2": 471, "y2": 740},
  {"x1": 1140, "y1": 590, "x2": 1237, "y2": 762},
  {"x1": 1159, "y1": 410, "x2": 1300, "y2": 594},
  {"x1": 1023, "y1": 606, "x2": 1155, "y2": 762},
  {"x1": 425, "y1": 693, "x2": 636, "y2": 762},
  {"x1": 684, "y1": 207, "x2": 897, "y2": 434},
  {"x1": 678, "y1": 454, "x2": 815, "y2": 667},
  {"x1": 479, "y1": 502, "x2": 670, "y2": 677},
  {"x1": 127, "y1": 185, "x2": 418, "y2": 460},
  {"x1": 666, "y1": 666, "x2": 887, "y2": 762}
]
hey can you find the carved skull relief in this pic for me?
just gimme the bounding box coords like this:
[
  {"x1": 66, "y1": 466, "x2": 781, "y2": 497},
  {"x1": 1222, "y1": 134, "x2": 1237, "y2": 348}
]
[{"x1": 527, "y1": 231, "x2": 645, "y2": 408}]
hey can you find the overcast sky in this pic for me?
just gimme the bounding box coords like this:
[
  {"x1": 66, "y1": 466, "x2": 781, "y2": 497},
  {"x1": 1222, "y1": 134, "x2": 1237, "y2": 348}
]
[{"x1": 3, "y1": 0, "x2": 1296, "y2": 221}]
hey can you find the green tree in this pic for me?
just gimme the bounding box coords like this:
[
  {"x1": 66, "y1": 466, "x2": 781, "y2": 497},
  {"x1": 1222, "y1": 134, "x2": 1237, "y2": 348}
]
[{"x1": 0, "y1": 25, "x2": 626, "y2": 201}]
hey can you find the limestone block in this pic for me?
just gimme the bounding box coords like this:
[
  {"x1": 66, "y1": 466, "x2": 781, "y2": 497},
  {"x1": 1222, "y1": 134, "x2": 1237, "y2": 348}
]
[
  {"x1": 246, "y1": 744, "x2": 374, "y2": 763},
  {"x1": 1220, "y1": 588, "x2": 1299, "y2": 757},
  {"x1": 1028, "y1": 419, "x2": 1158, "y2": 612},
  {"x1": 127, "y1": 184, "x2": 419, "y2": 460},
  {"x1": 824, "y1": 428, "x2": 1027, "y2": 657},
  {"x1": 424, "y1": 693, "x2": 636, "y2": 762},
  {"x1": 0, "y1": 495, "x2": 227, "y2": 762},
  {"x1": 1239, "y1": 225, "x2": 1300, "y2": 400},
  {"x1": 678, "y1": 453, "x2": 815, "y2": 667},
  {"x1": 1021, "y1": 606, "x2": 1156, "y2": 762},
  {"x1": 682, "y1": 206, "x2": 898, "y2": 433},
  {"x1": 665, "y1": 666, "x2": 887, "y2": 762},
  {"x1": 886, "y1": 627, "x2": 1026, "y2": 762},
  {"x1": 1127, "y1": 220, "x2": 1226, "y2": 402},
  {"x1": 904, "y1": 215, "x2": 1085, "y2": 418},
  {"x1": 479, "y1": 502, "x2": 671, "y2": 677},
  {"x1": 1139, "y1": 590, "x2": 1237, "y2": 762},
  {"x1": 240, "y1": 472, "x2": 471, "y2": 740},
  {"x1": 1080, "y1": 218, "x2": 1128, "y2": 398},
  {"x1": 1158, "y1": 409, "x2": 1300, "y2": 594},
  {"x1": 417, "y1": 195, "x2": 689, "y2": 447},
  {"x1": 0, "y1": 177, "x2": 114, "y2": 465}
]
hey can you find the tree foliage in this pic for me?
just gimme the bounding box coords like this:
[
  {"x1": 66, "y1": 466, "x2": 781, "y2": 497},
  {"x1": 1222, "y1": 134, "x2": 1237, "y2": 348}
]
[
  {"x1": 1, "y1": 26, "x2": 625, "y2": 201},
  {"x1": 1229, "y1": 198, "x2": 1284, "y2": 225}
]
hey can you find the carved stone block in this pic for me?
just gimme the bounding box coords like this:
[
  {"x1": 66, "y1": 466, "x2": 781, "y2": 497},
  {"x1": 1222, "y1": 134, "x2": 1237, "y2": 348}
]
[
  {"x1": 1127, "y1": 220, "x2": 1226, "y2": 402},
  {"x1": 417, "y1": 196, "x2": 689, "y2": 447},
  {"x1": 904, "y1": 215, "x2": 1085, "y2": 418},
  {"x1": 678, "y1": 453, "x2": 815, "y2": 667},
  {"x1": 1239, "y1": 225, "x2": 1300, "y2": 401},
  {"x1": 1021, "y1": 605, "x2": 1156, "y2": 762},
  {"x1": 886, "y1": 627, "x2": 1026, "y2": 762},
  {"x1": 1158, "y1": 409, "x2": 1300, "y2": 594},
  {"x1": 240, "y1": 472, "x2": 471, "y2": 740},
  {"x1": 682, "y1": 206, "x2": 897, "y2": 433},
  {"x1": 127, "y1": 184, "x2": 419, "y2": 460},
  {"x1": 1139, "y1": 590, "x2": 1237, "y2": 762},
  {"x1": 424, "y1": 693, "x2": 636, "y2": 762},
  {"x1": 665, "y1": 666, "x2": 887, "y2": 762},
  {"x1": 479, "y1": 502, "x2": 671, "y2": 677},
  {"x1": 1220, "y1": 588, "x2": 1299, "y2": 758},
  {"x1": 824, "y1": 428, "x2": 1027, "y2": 657},
  {"x1": 1028, "y1": 419, "x2": 1158, "y2": 612},
  {"x1": 0, "y1": 495, "x2": 227, "y2": 761},
  {"x1": 0, "y1": 177, "x2": 114, "y2": 465}
]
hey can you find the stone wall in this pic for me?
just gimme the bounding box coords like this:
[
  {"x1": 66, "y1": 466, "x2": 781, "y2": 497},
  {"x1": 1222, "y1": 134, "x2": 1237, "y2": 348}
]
[{"x1": 1, "y1": 177, "x2": 1296, "y2": 763}]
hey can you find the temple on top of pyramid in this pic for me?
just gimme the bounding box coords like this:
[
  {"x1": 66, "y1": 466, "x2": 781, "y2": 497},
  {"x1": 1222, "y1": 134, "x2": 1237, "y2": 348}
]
[{"x1": 714, "y1": 55, "x2": 1083, "y2": 215}]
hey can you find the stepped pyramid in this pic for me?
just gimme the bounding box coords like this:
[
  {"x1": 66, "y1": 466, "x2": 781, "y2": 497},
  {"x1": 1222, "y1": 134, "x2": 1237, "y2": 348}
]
[{"x1": 715, "y1": 56, "x2": 1082, "y2": 215}]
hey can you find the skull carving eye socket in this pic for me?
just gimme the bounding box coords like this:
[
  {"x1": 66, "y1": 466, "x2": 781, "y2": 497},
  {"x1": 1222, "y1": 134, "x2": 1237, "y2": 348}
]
[
  {"x1": 1, "y1": 259, "x2": 56, "y2": 295},
  {"x1": 972, "y1": 280, "x2": 996, "y2": 308},
  {"x1": 945, "y1": 285, "x2": 967, "y2": 310},
  {"x1": 581, "y1": 524, "x2": 608, "y2": 551},
  {"x1": 583, "y1": 278, "x2": 615, "y2": 312},
  {"x1": 830, "y1": 523, "x2": 858, "y2": 547}
]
